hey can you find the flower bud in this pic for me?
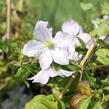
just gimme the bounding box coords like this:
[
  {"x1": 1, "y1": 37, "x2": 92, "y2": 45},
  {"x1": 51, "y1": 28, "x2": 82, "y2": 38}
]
[{"x1": 77, "y1": 80, "x2": 92, "y2": 96}]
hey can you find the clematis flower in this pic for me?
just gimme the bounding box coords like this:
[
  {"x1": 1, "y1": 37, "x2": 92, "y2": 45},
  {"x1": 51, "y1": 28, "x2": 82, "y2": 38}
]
[
  {"x1": 28, "y1": 67, "x2": 74, "y2": 84},
  {"x1": 92, "y1": 16, "x2": 109, "y2": 45},
  {"x1": 23, "y1": 21, "x2": 72, "y2": 69},
  {"x1": 61, "y1": 19, "x2": 93, "y2": 60}
]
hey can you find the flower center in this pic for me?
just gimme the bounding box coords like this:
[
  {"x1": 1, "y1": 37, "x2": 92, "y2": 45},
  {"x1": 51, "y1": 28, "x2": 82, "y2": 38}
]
[{"x1": 45, "y1": 41, "x2": 54, "y2": 48}]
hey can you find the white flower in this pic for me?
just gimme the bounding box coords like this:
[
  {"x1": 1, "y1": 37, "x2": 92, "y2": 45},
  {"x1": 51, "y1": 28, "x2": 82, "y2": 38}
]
[
  {"x1": 28, "y1": 67, "x2": 74, "y2": 84},
  {"x1": 62, "y1": 19, "x2": 93, "y2": 60},
  {"x1": 23, "y1": 21, "x2": 72, "y2": 69}
]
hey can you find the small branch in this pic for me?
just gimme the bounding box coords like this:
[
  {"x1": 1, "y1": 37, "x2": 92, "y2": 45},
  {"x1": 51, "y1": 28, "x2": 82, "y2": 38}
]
[
  {"x1": 59, "y1": 43, "x2": 97, "y2": 99},
  {"x1": 85, "y1": 65, "x2": 109, "y2": 71},
  {"x1": 80, "y1": 43, "x2": 97, "y2": 68},
  {"x1": 6, "y1": 0, "x2": 11, "y2": 39},
  {"x1": 59, "y1": 74, "x2": 77, "y2": 99}
]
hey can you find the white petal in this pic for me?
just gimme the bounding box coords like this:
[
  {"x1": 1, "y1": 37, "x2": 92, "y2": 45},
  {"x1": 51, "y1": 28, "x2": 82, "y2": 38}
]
[
  {"x1": 28, "y1": 69, "x2": 50, "y2": 84},
  {"x1": 62, "y1": 19, "x2": 83, "y2": 35},
  {"x1": 33, "y1": 21, "x2": 52, "y2": 42},
  {"x1": 52, "y1": 48, "x2": 69, "y2": 65},
  {"x1": 22, "y1": 40, "x2": 44, "y2": 57},
  {"x1": 28, "y1": 67, "x2": 75, "y2": 84},
  {"x1": 58, "y1": 69, "x2": 74, "y2": 77},
  {"x1": 48, "y1": 67, "x2": 59, "y2": 77},
  {"x1": 103, "y1": 15, "x2": 109, "y2": 20},
  {"x1": 39, "y1": 49, "x2": 53, "y2": 69},
  {"x1": 53, "y1": 31, "x2": 73, "y2": 49},
  {"x1": 68, "y1": 44, "x2": 82, "y2": 60},
  {"x1": 78, "y1": 33, "x2": 93, "y2": 48},
  {"x1": 28, "y1": 67, "x2": 58, "y2": 84}
]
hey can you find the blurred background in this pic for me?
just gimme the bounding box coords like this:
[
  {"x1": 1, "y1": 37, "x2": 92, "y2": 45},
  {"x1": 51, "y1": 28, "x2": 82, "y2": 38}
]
[{"x1": 0, "y1": 0, "x2": 109, "y2": 109}]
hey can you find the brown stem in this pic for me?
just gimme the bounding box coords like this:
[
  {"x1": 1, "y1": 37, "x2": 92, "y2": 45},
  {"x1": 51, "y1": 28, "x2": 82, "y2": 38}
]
[{"x1": 59, "y1": 74, "x2": 77, "y2": 99}]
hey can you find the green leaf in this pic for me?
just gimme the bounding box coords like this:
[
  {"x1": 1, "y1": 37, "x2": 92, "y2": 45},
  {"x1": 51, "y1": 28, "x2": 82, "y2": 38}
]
[
  {"x1": 79, "y1": 97, "x2": 91, "y2": 109},
  {"x1": 96, "y1": 56, "x2": 109, "y2": 65},
  {"x1": 102, "y1": 3, "x2": 109, "y2": 15},
  {"x1": 95, "y1": 49, "x2": 109, "y2": 65},
  {"x1": 95, "y1": 19, "x2": 109, "y2": 37},
  {"x1": 97, "y1": 39, "x2": 108, "y2": 47},
  {"x1": 62, "y1": 62, "x2": 80, "y2": 71},
  {"x1": 54, "y1": 95, "x2": 65, "y2": 109},
  {"x1": 24, "y1": 95, "x2": 58, "y2": 109},
  {"x1": 80, "y1": 2, "x2": 93, "y2": 11},
  {"x1": 102, "y1": 86, "x2": 109, "y2": 91},
  {"x1": 75, "y1": 46, "x2": 87, "y2": 54},
  {"x1": 92, "y1": 101, "x2": 103, "y2": 109},
  {"x1": 77, "y1": 37, "x2": 86, "y2": 48},
  {"x1": 95, "y1": 49, "x2": 109, "y2": 57},
  {"x1": 0, "y1": 40, "x2": 8, "y2": 52},
  {"x1": 16, "y1": 63, "x2": 32, "y2": 79}
]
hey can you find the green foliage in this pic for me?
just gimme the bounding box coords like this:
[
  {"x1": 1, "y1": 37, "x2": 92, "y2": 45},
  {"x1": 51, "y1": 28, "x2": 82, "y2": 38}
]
[
  {"x1": 16, "y1": 63, "x2": 35, "y2": 80},
  {"x1": 102, "y1": 86, "x2": 109, "y2": 91},
  {"x1": 92, "y1": 101, "x2": 103, "y2": 109},
  {"x1": 95, "y1": 49, "x2": 109, "y2": 65},
  {"x1": 79, "y1": 97, "x2": 91, "y2": 109},
  {"x1": 80, "y1": 2, "x2": 93, "y2": 11},
  {"x1": 101, "y1": 2, "x2": 109, "y2": 15},
  {"x1": 0, "y1": 40, "x2": 8, "y2": 52},
  {"x1": 95, "y1": 19, "x2": 109, "y2": 37},
  {"x1": 24, "y1": 95, "x2": 58, "y2": 109}
]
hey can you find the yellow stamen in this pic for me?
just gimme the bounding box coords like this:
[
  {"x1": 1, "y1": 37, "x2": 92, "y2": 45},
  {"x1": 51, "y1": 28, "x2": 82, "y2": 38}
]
[{"x1": 45, "y1": 41, "x2": 54, "y2": 48}]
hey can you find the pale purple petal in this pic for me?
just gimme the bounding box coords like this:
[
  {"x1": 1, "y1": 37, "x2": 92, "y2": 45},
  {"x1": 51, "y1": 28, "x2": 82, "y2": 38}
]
[
  {"x1": 22, "y1": 40, "x2": 44, "y2": 57},
  {"x1": 58, "y1": 69, "x2": 74, "y2": 77},
  {"x1": 39, "y1": 49, "x2": 53, "y2": 69},
  {"x1": 103, "y1": 15, "x2": 109, "y2": 20},
  {"x1": 53, "y1": 31, "x2": 73, "y2": 49},
  {"x1": 62, "y1": 19, "x2": 83, "y2": 35},
  {"x1": 28, "y1": 67, "x2": 75, "y2": 84},
  {"x1": 2, "y1": 34, "x2": 7, "y2": 40},
  {"x1": 52, "y1": 48, "x2": 69, "y2": 65},
  {"x1": 104, "y1": 35, "x2": 109, "y2": 45},
  {"x1": 28, "y1": 69, "x2": 50, "y2": 84},
  {"x1": 47, "y1": 67, "x2": 59, "y2": 77},
  {"x1": 78, "y1": 33, "x2": 93, "y2": 48},
  {"x1": 68, "y1": 44, "x2": 82, "y2": 60},
  {"x1": 33, "y1": 21, "x2": 52, "y2": 42},
  {"x1": 28, "y1": 67, "x2": 59, "y2": 84}
]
